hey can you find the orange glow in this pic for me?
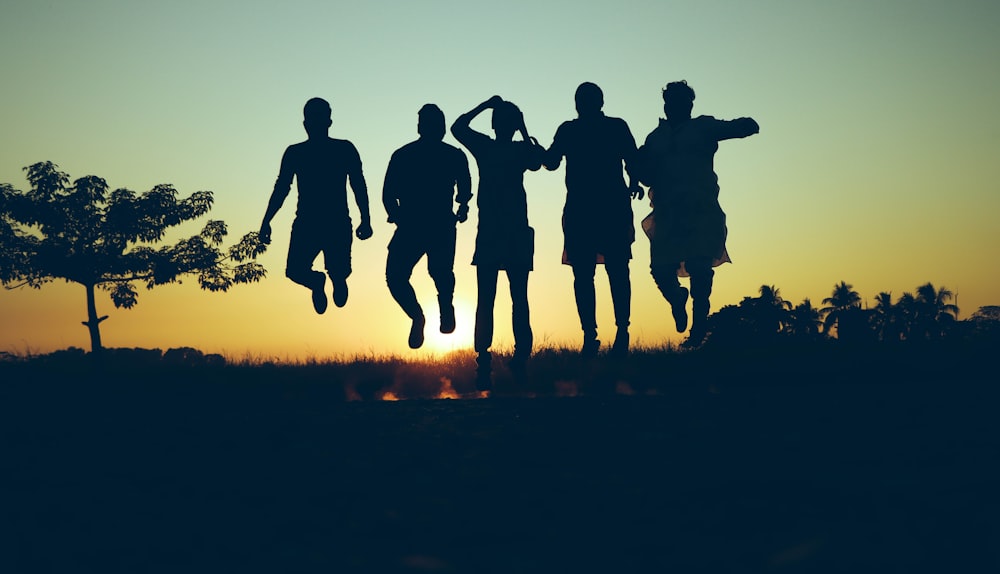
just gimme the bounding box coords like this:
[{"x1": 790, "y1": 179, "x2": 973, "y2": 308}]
[
  {"x1": 554, "y1": 380, "x2": 579, "y2": 397},
  {"x1": 418, "y1": 298, "x2": 475, "y2": 356},
  {"x1": 432, "y1": 377, "x2": 460, "y2": 400}
]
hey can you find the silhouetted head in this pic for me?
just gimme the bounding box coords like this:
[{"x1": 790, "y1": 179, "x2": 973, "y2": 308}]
[
  {"x1": 417, "y1": 104, "x2": 446, "y2": 141},
  {"x1": 492, "y1": 101, "x2": 523, "y2": 141},
  {"x1": 303, "y1": 97, "x2": 332, "y2": 138},
  {"x1": 662, "y1": 81, "x2": 695, "y2": 120},
  {"x1": 575, "y1": 82, "x2": 604, "y2": 118}
]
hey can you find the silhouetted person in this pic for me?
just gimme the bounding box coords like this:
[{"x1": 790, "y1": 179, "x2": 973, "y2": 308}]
[
  {"x1": 384, "y1": 104, "x2": 472, "y2": 349},
  {"x1": 260, "y1": 97, "x2": 372, "y2": 314},
  {"x1": 636, "y1": 81, "x2": 759, "y2": 346},
  {"x1": 452, "y1": 95, "x2": 545, "y2": 388},
  {"x1": 544, "y1": 82, "x2": 644, "y2": 357}
]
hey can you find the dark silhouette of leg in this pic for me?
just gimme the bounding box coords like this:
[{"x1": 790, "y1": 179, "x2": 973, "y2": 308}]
[
  {"x1": 651, "y1": 263, "x2": 689, "y2": 333},
  {"x1": 475, "y1": 267, "x2": 498, "y2": 389},
  {"x1": 572, "y1": 261, "x2": 599, "y2": 355},
  {"x1": 686, "y1": 257, "x2": 715, "y2": 346},
  {"x1": 475, "y1": 267, "x2": 498, "y2": 355},
  {"x1": 322, "y1": 221, "x2": 354, "y2": 308},
  {"x1": 606, "y1": 258, "x2": 631, "y2": 356},
  {"x1": 386, "y1": 230, "x2": 426, "y2": 348},
  {"x1": 286, "y1": 224, "x2": 327, "y2": 314},
  {"x1": 508, "y1": 269, "x2": 533, "y2": 360},
  {"x1": 427, "y1": 227, "x2": 457, "y2": 334},
  {"x1": 506, "y1": 268, "x2": 532, "y2": 378}
]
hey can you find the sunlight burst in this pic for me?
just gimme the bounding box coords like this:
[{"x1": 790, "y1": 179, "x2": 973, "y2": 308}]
[{"x1": 418, "y1": 298, "x2": 475, "y2": 356}]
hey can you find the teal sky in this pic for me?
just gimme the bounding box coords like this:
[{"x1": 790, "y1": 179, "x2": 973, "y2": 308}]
[{"x1": 2, "y1": 1, "x2": 999, "y2": 358}]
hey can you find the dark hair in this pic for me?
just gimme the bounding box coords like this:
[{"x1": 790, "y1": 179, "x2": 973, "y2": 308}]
[
  {"x1": 662, "y1": 81, "x2": 695, "y2": 105},
  {"x1": 417, "y1": 103, "x2": 446, "y2": 139},
  {"x1": 492, "y1": 101, "x2": 522, "y2": 132},
  {"x1": 303, "y1": 97, "x2": 331, "y2": 121},
  {"x1": 418, "y1": 103, "x2": 445, "y2": 124},
  {"x1": 575, "y1": 82, "x2": 604, "y2": 111}
]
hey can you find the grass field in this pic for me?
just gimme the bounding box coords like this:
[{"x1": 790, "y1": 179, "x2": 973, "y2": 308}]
[{"x1": 1, "y1": 342, "x2": 997, "y2": 572}]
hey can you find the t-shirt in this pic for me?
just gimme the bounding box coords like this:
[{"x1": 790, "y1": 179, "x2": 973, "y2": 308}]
[
  {"x1": 382, "y1": 138, "x2": 472, "y2": 229},
  {"x1": 271, "y1": 137, "x2": 363, "y2": 226}
]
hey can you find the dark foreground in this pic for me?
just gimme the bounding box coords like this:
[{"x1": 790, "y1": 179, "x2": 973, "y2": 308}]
[{"x1": 1, "y1": 346, "x2": 998, "y2": 572}]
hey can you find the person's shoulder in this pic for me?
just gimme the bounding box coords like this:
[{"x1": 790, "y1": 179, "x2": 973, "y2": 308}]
[
  {"x1": 442, "y1": 141, "x2": 468, "y2": 157},
  {"x1": 391, "y1": 139, "x2": 420, "y2": 156},
  {"x1": 555, "y1": 118, "x2": 577, "y2": 132},
  {"x1": 607, "y1": 115, "x2": 633, "y2": 131},
  {"x1": 325, "y1": 137, "x2": 357, "y2": 150}
]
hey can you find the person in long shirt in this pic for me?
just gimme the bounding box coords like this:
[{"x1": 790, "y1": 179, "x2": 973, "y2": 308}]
[
  {"x1": 636, "y1": 80, "x2": 759, "y2": 346},
  {"x1": 452, "y1": 95, "x2": 545, "y2": 389},
  {"x1": 260, "y1": 97, "x2": 372, "y2": 314},
  {"x1": 383, "y1": 104, "x2": 472, "y2": 349},
  {"x1": 544, "y1": 82, "x2": 644, "y2": 357}
]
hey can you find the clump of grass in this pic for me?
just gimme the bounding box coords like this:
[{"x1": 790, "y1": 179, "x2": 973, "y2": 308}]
[{"x1": 1, "y1": 339, "x2": 992, "y2": 401}]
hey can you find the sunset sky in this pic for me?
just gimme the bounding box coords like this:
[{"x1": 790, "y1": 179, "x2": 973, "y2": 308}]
[{"x1": 2, "y1": 1, "x2": 998, "y2": 360}]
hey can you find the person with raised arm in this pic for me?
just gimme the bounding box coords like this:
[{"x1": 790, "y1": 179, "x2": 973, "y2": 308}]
[
  {"x1": 452, "y1": 95, "x2": 545, "y2": 389},
  {"x1": 636, "y1": 80, "x2": 759, "y2": 346}
]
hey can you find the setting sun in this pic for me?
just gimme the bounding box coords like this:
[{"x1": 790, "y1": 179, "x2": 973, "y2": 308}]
[{"x1": 416, "y1": 298, "x2": 475, "y2": 356}]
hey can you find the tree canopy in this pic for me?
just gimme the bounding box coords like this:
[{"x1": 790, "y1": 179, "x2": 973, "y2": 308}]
[{"x1": 1, "y1": 161, "x2": 267, "y2": 352}]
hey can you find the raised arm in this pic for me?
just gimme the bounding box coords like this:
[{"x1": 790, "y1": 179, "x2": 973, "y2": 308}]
[
  {"x1": 451, "y1": 95, "x2": 503, "y2": 147},
  {"x1": 715, "y1": 117, "x2": 760, "y2": 141},
  {"x1": 260, "y1": 147, "x2": 294, "y2": 244}
]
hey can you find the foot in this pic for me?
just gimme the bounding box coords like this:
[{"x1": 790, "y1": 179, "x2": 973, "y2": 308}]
[
  {"x1": 332, "y1": 278, "x2": 348, "y2": 308},
  {"x1": 670, "y1": 286, "x2": 689, "y2": 333},
  {"x1": 508, "y1": 352, "x2": 529, "y2": 378},
  {"x1": 476, "y1": 352, "x2": 493, "y2": 391},
  {"x1": 408, "y1": 314, "x2": 426, "y2": 349},
  {"x1": 475, "y1": 370, "x2": 493, "y2": 392},
  {"x1": 610, "y1": 331, "x2": 629, "y2": 358},
  {"x1": 683, "y1": 325, "x2": 707, "y2": 348},
  {"x1": 311, "y1": 275, "x2": 328, "y2": 315},
  {"x1": 440, "y1": 303, "x2": 456, "y2": 334},
  {"x1": 581, "y1": 338, "x2": 600, "y2": 358}
]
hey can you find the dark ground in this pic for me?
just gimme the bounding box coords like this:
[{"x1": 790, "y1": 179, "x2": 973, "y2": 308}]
[{"x1": 1, "y1": 345, "x2": 998, "y2": 573}]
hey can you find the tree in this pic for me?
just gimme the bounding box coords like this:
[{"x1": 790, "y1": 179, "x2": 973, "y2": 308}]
[
  {"x1": 787, "y1": 298, "x2": 823, "y2": 340},
  {"x1": 1, "y1": 161, "x2": 267, "y2": 353},
  {"x1": 754, "y1": 284, "x2": 793, "y2": 335},
  {"x1": 820, "y1": 281, "x2": 861, "y2": 337},
  {"x1": 895, "y1": 292, "x2": 917, "y2": 340},
  {"x1": 965, "y1": 305, "x2": 1000, "y2": 341},
  {"x1": 870, "y1": 291, "x2": 903, "y2": 342},
  {"x1": 912, "y1": 282, "x2": 959, "y2": 340}
]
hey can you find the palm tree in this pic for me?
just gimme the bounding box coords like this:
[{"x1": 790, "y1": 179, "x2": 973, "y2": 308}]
[
  {"x1": 820, "y1": 281, "x2": 862, "y2": 337},
  {"x1": 870, "y1": 291, "x2": 900, "y2": 342},
  {"x1": 788, "y1": 298, "x2": 823, "y2": 339},
  {"x1": 913, "y1": 282, "x2": 959, "y2": 339},
  {"x1": 895, "y1": 292, "x2": 917, "y2": 340},
  {"x1": 755, "y1": 284, "x2": 792, "y2": 335}
]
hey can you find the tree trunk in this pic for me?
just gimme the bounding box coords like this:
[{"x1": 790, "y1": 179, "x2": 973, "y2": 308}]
[{"x1": 82, "y1": 282, "x2": 108, "y2": 354}]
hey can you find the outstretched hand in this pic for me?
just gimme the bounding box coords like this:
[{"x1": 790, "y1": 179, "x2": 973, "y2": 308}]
[
  {"x1": 356, "y1": 221, "x2": 373, "y2": 240},
  {"x1": 259, "y1": 222, "x2": 272, "y2": 245}
]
